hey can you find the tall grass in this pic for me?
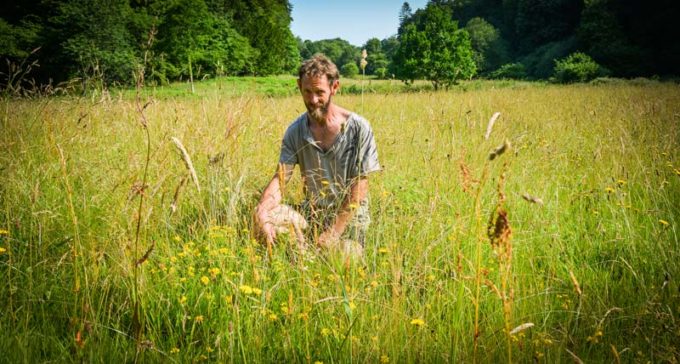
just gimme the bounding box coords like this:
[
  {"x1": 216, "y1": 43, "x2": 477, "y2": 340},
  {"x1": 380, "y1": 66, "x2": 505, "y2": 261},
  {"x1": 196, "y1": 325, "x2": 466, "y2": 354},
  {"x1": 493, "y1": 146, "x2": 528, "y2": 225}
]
[{"x1": 1, "y1": 80, "x2": 679, "y2": 362}]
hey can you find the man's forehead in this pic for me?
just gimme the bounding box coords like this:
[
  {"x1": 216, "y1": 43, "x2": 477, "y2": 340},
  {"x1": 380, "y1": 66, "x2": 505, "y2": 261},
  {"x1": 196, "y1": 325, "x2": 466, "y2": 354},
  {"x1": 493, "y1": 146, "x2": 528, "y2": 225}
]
[{"x1": 300, "y1": 74, "x2": 334, "y2": 87}]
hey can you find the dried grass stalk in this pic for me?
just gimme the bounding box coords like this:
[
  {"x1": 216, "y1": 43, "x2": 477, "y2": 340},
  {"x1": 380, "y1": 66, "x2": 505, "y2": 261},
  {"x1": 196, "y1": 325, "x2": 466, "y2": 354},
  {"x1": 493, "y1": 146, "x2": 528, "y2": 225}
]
[
  {"x1": 484, "y1": 112, "x2": 501, "y2": 140},
  {"x1": 489, "y1": 139, "x2": 511, "y2": 160},
  {"x1": 171, "y1": 136, "x2": 200, "y2": 192},
  {"x1": 521, "y1": 193, "x2": 544, "y2": 205},
  {"x1": 569, "y1": 270, "x2": 583, "y2": 296}
]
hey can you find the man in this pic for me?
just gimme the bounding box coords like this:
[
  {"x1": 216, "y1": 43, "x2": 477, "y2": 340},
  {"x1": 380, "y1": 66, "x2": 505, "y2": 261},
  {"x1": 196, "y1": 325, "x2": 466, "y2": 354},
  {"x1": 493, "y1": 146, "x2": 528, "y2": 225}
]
[{"x1": 255, "y1": 54, "x2": 380, "y2": 251}]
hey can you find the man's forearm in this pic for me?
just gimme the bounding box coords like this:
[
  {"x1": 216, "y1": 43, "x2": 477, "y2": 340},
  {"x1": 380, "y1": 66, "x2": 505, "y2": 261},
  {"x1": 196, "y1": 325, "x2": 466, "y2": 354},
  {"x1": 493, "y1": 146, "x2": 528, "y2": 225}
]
[{"x1": 328, "y1": 177, "x2": 369, "y2": 237}]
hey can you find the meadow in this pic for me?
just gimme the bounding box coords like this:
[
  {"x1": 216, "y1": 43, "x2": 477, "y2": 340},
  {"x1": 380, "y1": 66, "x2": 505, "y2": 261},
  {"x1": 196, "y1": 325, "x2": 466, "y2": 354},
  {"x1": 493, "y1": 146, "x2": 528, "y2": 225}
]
[{"x1": 1, "y1": 78, "x2": 679, "y2": 363}]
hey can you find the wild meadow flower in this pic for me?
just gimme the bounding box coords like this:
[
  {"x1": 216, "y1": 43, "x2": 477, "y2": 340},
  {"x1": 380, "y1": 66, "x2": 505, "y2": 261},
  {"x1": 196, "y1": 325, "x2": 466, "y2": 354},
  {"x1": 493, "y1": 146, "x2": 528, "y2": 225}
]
[
  {"x1": 200, "y1": 276, "x2": 210, "y2": 285},
  {"x1": 179, "y1": 295, "x2": 187, "y2": 305},
  {"x1": 194, "y1": 315, "x2": 204, "y2": 323},
  {"x1": 321, "y1": 328, "x2": 331, "y2": 337},
  {"x1": 208, "y1": 267, "x2": 220, "y2": 278},
  {"x1": 0, "y1": 229, "x2": 8, "y2": 235},
  {"x1": 0, "y1": 247, "x2": 6, "y2": 254},
  {"x1": 170, "y1": 347, "x2": 180, "y2": 354},
  {"x1": 659, "y1": 219, "x2": 669, "y2": 226},
  {"x1": 410, "y1": 318, "x2": 425, "y2": 327},
  {"x1": 378, "y1": 247, "x2": 389, "y2": 254},
  {"x1": 380, "y1": 355, "x2": 390, "y2": 363},
  {"x1": 604, "y1": 187, "x2": 615, "y2": 193}
]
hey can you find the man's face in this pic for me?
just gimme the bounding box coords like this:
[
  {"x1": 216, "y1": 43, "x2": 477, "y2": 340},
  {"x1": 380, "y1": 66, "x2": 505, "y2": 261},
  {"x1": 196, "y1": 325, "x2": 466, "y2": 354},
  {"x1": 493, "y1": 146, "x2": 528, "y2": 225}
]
[{"x1": 298, "y1": 75, "x2": 338, "y2": 122}]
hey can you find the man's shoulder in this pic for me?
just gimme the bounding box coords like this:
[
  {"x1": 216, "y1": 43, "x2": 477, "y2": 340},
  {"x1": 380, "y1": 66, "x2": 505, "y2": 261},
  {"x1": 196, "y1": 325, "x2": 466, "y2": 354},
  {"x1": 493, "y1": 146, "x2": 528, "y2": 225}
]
[
  {"x1": 347, "y1": 113, "x2": 373, "y2": 131},
  {"x1": 283, "y1": 113, "x2": 307, "y2": 139}
]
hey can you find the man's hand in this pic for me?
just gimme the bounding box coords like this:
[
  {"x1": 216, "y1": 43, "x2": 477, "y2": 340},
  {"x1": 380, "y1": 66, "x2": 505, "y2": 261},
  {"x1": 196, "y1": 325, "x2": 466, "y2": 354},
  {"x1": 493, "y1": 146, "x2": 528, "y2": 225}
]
[{"x1": 255, "y1": 209, "x2": 277, "y2": 246}]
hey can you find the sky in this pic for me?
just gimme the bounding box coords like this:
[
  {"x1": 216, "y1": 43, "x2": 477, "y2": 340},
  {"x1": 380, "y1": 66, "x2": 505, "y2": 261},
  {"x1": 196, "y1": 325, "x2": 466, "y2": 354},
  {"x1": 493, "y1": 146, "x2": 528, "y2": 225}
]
[{"x1": 290, "y1": 0, "x2": 429, "y2": 47}]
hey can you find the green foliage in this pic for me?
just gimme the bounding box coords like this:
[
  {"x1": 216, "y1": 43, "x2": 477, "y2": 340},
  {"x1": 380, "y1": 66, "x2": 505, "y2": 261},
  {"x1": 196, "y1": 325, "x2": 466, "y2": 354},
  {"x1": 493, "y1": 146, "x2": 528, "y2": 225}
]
[
  {"x1": 464, "y1": 17, "x2": 509, "y2": 74},
  {"x1": 489, "y1": 62, "x2": 526, "y2": 79},
  {"x1": 393, "y1": 3, "x2": 476, "y2": 89},
  {"x1": 153, "y1": 0, "x2": 255, "y2": 81},
  {"x1": 519, "y1": 37, "x2": 577, "y2": 79},
  {"x1": 0, "y1": 18, "x2": 41, "y2": 59},
  {"x1": 552, "y1": 52, "x2": 607, "y2": 83},
  {"x1": 341, "y1": 62, "x2": 359, "y2": 78},
  {"x1": 300, "y1": 38, "x2": 359, "y2": 72},
  {"x1": 52, "y1": 0, "x2": 138, "y2": 85}
]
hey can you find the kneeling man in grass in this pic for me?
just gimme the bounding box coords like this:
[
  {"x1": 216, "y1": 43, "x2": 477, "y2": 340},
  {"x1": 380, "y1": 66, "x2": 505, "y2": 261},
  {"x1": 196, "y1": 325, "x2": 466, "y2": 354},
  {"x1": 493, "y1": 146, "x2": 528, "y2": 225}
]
[{"x1": 255, "y1": 54, "x2": 380, "y2": 253}]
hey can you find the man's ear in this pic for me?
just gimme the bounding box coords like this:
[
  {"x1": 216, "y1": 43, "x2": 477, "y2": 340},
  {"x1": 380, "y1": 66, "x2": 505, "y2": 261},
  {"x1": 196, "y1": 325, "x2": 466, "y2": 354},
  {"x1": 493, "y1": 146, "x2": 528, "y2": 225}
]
[{"x1": 330, "y1": 79, "x2": 339, "y2": 95}]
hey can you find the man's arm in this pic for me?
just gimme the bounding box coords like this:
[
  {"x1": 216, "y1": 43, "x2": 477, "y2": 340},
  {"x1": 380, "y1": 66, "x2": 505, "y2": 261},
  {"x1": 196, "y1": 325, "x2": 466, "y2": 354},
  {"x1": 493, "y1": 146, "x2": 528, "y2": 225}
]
[
  {"x1": 255, "y1": 164, "x2": 294, "y2": 245},
  {"x1": 318, "y1": 176, "x2": 369, "y2": 248}
]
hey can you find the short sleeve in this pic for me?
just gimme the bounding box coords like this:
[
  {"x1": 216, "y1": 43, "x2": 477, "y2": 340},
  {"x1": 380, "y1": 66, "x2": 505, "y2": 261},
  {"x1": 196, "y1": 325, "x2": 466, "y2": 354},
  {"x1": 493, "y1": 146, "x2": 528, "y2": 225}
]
[
  {"x1": 279, "y1": 124, "x2": 298, "y2": 166},
  {"x1": 357, "y1": 120, "x2": 381, "y2": 177}
]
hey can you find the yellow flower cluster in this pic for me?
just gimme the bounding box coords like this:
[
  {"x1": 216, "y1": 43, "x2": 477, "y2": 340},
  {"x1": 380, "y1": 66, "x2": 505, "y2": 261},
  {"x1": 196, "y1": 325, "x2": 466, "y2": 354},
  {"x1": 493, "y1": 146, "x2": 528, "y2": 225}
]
[{"x1": 239, "y1": 285, "x2": 262, "y2": 295}]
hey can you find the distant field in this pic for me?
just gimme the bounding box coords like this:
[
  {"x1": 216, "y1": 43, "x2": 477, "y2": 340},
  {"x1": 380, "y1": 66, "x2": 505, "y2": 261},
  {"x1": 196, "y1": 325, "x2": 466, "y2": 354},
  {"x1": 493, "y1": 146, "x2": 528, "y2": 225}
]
[{"x1": 1, "y1": 79, "x2": 679, "y2": 362}]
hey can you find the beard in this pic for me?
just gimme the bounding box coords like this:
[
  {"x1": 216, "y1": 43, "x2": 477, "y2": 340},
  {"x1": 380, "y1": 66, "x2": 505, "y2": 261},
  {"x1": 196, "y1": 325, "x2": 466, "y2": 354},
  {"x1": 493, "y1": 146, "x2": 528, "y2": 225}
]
[{"x1": 305, "y1": 97, "x2": 331, "y2": 123}]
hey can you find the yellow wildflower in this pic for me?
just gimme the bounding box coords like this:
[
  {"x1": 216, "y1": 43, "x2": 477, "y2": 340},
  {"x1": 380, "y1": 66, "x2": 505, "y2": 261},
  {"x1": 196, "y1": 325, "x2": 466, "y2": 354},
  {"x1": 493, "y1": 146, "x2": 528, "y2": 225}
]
[
  {"x1": 370, "y1": 280, "x2": 378, "y2": 288},
  {"x1": 252, "y1": 287, "x2": 263, "y2": 295},
  {"x1": 208, "y1": 267, "x2": 220, "y2": 278},
  {"x1": 239, "y1": 285, "x2": 253, "y2": 295},
  {"x1": 378, "y1": 247, "x2": 389, "y2": 254},
  {"x1": 170, "y1": 256, "x2": 177, "y2": 263},
  {"x1": 0, "y1": 247, "x2": 6, "y2": 254},
  {"x1": 0, "y1": 229, "x2": 8, "y2": 235},
  {"x1": 179, "y1": 295, "x2": 187, "y2": 305},
  {"x1": 380, "y1": 355, "x2": 390, "y2": 363},
  {"x1": 604, "y1": 187, "x2": 615, "y2": 193},
  {"x1": 321, "y1": 328, "x2": 331, "y2": 337},
  {"x1": 225, "y1": 295, "x2": 233, "y2": 304},
  {"x1": 206, "y1": 347, "x2": 214, "y2": 353},
  {"x1": 659, "y1": 219, "x2": 669, "y2": 226},
  {"x1": 410, "y1": 318, "x2": 425, "y2": 327},
  {"x1": 616, "y1": 179, "x2": 626, "y2": 186},
  {"x1": 194, "y1": 315, "x2": 204, "y2": 323},
  {"x1": 268, "y1": 313, "x2": 278, "y2": 321},
  {"x1": 587, "y1": 330, "x2": 603, "y2": 344},
  {"x1": 170, "y1": 347, "x2": 180, "y2": 354},
  {"x1": 314, "y1": 361, "x2": 323, "y2": 364},
  {"x1": 200, "y1": 276, "x2": 210, "y2": 285},
  {"x1": 173, "y1": 235, "x2": 181, "y2": 242}
]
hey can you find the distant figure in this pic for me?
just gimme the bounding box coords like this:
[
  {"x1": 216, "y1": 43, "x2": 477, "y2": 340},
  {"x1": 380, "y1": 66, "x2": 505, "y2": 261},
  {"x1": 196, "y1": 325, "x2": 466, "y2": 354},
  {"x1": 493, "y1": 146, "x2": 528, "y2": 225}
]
[{"x1": 255, "y1": 54, "x2": 381, "y2": 253}]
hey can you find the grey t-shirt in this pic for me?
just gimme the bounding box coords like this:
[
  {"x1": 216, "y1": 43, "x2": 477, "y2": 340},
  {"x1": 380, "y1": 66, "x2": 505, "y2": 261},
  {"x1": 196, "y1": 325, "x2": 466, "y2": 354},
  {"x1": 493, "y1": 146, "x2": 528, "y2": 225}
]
[{"x1": 279, "y1": 112, "x2": 381, "y2": 230}]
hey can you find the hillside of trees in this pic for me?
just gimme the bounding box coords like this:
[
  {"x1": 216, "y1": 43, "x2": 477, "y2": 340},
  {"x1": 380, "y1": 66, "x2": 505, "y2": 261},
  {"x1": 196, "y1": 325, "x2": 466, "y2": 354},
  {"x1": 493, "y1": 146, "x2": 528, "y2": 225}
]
[{"x1": 1, "y1": 0, "x2": 678, "y2": 92}]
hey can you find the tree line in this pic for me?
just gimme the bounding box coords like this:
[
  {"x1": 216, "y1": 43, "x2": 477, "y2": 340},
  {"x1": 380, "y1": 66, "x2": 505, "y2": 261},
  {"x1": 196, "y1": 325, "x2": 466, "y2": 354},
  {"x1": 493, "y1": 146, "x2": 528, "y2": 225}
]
[
  {"x1": 2, "y1": 0, "x2": 678, "y2": 92},
  {"x1": 2, "y1": 0, "x2": 300, "y2": 89}
]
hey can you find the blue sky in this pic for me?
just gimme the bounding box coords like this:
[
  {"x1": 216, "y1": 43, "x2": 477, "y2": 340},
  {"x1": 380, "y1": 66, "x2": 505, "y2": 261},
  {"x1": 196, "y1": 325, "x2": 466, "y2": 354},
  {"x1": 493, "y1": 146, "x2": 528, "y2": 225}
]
[{"x1": 290, "y1": 0, "x2": 429, "y2": 47}]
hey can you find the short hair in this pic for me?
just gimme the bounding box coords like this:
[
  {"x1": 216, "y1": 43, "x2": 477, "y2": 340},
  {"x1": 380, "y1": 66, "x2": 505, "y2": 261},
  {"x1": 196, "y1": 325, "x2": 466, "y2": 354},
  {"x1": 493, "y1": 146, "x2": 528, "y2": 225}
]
[{"x1": 298, "y1": 54, "x2": 339, "y2": 85}]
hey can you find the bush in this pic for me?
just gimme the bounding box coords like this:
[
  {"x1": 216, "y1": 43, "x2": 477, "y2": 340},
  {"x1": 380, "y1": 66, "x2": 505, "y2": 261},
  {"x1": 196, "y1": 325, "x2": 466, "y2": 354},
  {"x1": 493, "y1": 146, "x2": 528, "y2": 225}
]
[
  {"x1": 553, "y1": 52, "x2": 607, "y2": 83},
  {"x1": 341, "y1": 62, "x2": 359, "y2": 78},
  {"x1": 489, "y1": 63, "x2": 527, "y2": 80}
]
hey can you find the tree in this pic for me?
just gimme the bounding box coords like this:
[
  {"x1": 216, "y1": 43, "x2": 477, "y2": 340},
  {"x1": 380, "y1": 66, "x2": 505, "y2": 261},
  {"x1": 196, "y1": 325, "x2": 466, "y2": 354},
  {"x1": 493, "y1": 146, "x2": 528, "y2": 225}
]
[
  {"x1": 464, "y1": 17, "x2": 509, "y2": 73},
  {"x1": 50, "y1": 0, "x2": 138, "y2": 86},
  {"x1": 393, "y1": 3, "x2": 476, "y2": 89},
  {"x1": 153, "y1": 0, "x2": 255, "y2": 81},
  {"x1": 552, "y1": 52, "x2": 606, "y2": 83}
]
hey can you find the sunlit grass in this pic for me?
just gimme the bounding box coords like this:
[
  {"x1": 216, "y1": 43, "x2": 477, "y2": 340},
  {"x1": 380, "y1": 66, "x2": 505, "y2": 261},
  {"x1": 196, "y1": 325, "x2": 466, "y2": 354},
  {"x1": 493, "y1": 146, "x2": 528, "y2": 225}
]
[{"x1": 1, "y1": 80, "x2": 679, "y2": 362}]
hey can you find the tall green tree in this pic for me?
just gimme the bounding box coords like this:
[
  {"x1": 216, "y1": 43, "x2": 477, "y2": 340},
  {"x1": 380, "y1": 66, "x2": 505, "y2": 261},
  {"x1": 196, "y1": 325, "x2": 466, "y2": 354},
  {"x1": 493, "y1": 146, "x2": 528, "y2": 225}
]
[
  {"x1": 152, "y1": 0, "x2": 255, "y2": 81},
  {"x1": 393, "y1": 3, "x2": 476, "y2": 89},
  {"x1": 220, "y1": 0, "x2": 299, "y2": 75},
  {"x1": 50, "y1": 0, "x2": 138, "y2": 85},
  {"x1": 464, "y1": 17, "x2": 509, "y2": 73}
]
